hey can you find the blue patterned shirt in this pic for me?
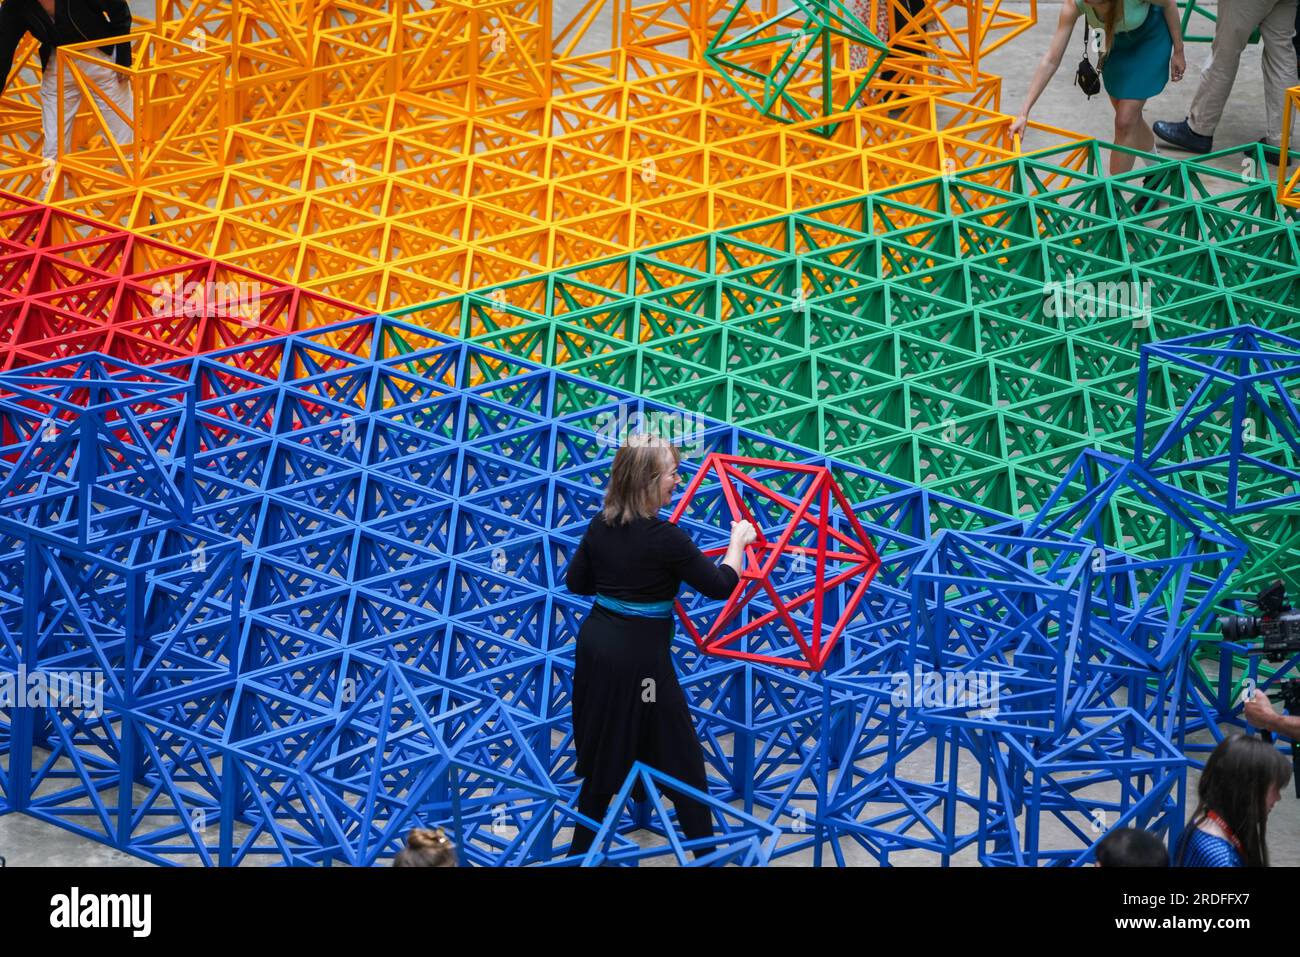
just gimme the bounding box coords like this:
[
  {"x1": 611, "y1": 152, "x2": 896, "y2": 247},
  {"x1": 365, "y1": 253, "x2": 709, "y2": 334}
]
[{"x1": 1177, "y1": 827, "x2": 1244, "y2": 867}]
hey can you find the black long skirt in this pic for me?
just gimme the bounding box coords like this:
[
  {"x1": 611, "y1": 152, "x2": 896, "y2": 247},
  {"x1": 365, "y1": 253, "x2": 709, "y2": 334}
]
[{"x1": 571, "y1": 604, "x2": 708, "y2": 797}]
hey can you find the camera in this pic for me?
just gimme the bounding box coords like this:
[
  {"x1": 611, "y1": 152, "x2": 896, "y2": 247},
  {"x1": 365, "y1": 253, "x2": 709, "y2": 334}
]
[
  {"x1": 1219, "y1": 581, "x2": 1300, "y2": 660},
  {"x1": 1226, "y1": 582, "x2": 1300, "y2": 796},
  {"x1": 1274, "y1": 679, "x2": 1300, "y2": 715}
]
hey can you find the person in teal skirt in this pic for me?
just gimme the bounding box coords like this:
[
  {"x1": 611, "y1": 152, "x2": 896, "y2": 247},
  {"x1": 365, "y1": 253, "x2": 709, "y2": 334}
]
[{"x1": 1010, "y1": 0, "x2": 1187, "y2": 174}]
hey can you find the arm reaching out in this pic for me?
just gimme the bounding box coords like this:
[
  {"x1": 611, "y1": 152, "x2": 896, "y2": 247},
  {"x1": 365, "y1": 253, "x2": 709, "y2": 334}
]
[
  {"x1": 665, "y1": 521, "x2": 747, "y2": 601},
  {"x1": 721, "y1": 520, "x2": 755, "y2": 579},
  {"x1": 1010, "y1": 0, "x2": 1084, "y2": 139}
]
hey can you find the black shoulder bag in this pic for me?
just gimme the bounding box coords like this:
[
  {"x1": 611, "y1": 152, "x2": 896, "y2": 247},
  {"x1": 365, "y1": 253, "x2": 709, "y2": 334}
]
[{"x1": 1074, "y1": 21, "x2": 1102, "y2": 98}]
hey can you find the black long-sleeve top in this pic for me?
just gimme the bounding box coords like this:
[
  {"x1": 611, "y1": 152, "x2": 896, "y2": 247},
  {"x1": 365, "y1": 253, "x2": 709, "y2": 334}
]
[
  {"x1": 0, "y1": 0, "x2": 132, "y2": 92},
  {"x1": 565, "y1": 514, "x2": 739, "y2": 603}
]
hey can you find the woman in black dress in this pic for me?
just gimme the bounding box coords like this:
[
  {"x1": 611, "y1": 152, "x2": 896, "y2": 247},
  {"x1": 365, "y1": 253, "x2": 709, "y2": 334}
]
[{"x1": 565, "y1": 434, "x2": 755, "y2": 858}]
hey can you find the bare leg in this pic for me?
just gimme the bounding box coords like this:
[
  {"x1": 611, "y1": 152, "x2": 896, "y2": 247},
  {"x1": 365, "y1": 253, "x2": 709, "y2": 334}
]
[{"x1": 1110, "y1": 97, "x2": 1153, "y2": 174}]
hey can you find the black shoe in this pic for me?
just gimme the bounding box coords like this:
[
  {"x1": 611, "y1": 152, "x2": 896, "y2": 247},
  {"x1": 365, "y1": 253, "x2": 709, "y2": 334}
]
[
  {"x1": 1132, "y1": 173, "x2": 1164, "y2": 213},
  {"x1": 1243, "y1": 136, "x2": 1281, "y2": 167},
  {"x1": 1153, "y1": 119, "x2": 1213, "y2": 154}
]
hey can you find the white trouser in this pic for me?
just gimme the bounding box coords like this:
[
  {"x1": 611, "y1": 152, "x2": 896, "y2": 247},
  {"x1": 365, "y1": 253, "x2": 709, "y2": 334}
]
[{"x1": 40, "y1": 47, "x2": 133, "y2": 163}]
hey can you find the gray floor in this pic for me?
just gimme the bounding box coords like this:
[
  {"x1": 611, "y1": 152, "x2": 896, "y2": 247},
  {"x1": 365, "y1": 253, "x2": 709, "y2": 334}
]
[
  {"x1": 4, "y1": 720, "x2": 1299, "y2": 867},
  {"x1": 4, "y1": 1, "x2": 1298, "y2": 867},
  {"x1": 986, "y1": 0, "x2": 1289, "y2": 173}
]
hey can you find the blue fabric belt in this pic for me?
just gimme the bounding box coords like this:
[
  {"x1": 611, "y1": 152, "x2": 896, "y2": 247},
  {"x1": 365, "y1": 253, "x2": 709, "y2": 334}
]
[{"x1": 594, "y1": 593, "x2": 674, "y2": 619}]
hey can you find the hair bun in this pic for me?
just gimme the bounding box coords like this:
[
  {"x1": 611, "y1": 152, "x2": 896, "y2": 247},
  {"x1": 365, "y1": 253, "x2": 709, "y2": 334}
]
[{"x1": 406, "y1": 827, "x2": 446, "y2": 850}]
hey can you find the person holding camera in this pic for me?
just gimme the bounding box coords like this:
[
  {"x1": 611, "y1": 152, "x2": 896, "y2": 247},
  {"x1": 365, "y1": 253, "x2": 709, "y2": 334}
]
[
  {"x1": 1228, "y1": 583, "x2": 1300, "y2": 741},
  {"x1": 1010, "y1": 0, "x2": 1186, "y2": 174},
  {"x1": 1245, "y1": 688, "x2": 1300, "y2": 739}
]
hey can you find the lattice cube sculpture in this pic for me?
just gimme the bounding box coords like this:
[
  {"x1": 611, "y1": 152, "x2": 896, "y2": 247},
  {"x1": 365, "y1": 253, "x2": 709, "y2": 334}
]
[
  {"x1": 670, "y1": 453, "x2": 881, "y2": 671},
  {"x1": 910, "y1": 529, "x2": 1096, "y2": 734},
  {"x1": 55, "y1": 34, "x2": 227, "y2": 188},
  {"x1": 0, "y1": 355, "x2": 196, "y2": 547},
  {"x1": 1030, "y1": 450, "x2": 1245, "y2": 683},
  {"x1": 580, "y1": 762, "x2": 783, "y2": 867},
  {"x1": 1135, "y1": 326, "x2": 1300, "y2": 515},
  {"x1": 817, "y1": 639, "x2": 991, "y2": 865},
  {"x1": 1282, "y1": 85, "x2": 1300, "y2": 210},
  {"x1": 706, "y1": 0, "x2": 890, "y2": 132},
  {"x1": 971, "y1": 707, "x2": 1187, "y2": 866}
]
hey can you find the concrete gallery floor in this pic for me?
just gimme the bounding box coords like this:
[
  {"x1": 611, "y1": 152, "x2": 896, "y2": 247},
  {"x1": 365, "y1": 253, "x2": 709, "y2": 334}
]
[{"x1": 1, "y1": 0, "x2": 1299, "y2": 867}]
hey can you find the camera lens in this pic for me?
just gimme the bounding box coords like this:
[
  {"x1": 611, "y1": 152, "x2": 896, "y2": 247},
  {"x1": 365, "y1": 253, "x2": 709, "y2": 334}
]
[{"x1": 1219, "y1": 616, "x2": 1258, "y2": 643}]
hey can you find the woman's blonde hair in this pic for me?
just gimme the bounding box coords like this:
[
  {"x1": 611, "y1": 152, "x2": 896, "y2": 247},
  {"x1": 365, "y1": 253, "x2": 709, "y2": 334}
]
[
  {"x1": 393, "y1": 827, "x2": 458, "y2": 867},
  {"x1": 601, "y1": 433, "x2": 681, "y2": 525}
]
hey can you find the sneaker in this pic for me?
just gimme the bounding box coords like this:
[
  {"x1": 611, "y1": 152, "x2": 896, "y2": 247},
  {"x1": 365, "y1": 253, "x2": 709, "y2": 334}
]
[{"x1": 1152, "y1": 119, "x2": 1213, "y2": 154}]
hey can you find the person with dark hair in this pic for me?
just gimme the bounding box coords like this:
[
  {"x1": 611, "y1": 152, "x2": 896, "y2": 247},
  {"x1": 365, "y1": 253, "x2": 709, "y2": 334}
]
[
  {"x1": 393, "y1": 827, "x2": 458, "y2": 867},
  {"x1": 1096, "y1": 827, "x2": 1169, "y2": 866},
  {"x1": 1175, "y1": 733, "x2": 1291, "y2": 867},
  {"x1": 0, "y1": 0, "x2": 133, "y2": 162},
  {"x1": 564, "y1": 433, "x2": 754, "y2": 859}
]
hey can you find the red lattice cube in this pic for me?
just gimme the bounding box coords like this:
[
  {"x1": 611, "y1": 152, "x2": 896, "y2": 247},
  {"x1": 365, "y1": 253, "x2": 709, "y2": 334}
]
[{"x1": 670, "y1": 454, "x2": 881, "y2": 671}]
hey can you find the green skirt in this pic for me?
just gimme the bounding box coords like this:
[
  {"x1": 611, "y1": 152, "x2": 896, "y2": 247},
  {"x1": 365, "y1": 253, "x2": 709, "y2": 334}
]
[{"x1": 1101, "y1": 3, "x2": 1172, "y2": 100}]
